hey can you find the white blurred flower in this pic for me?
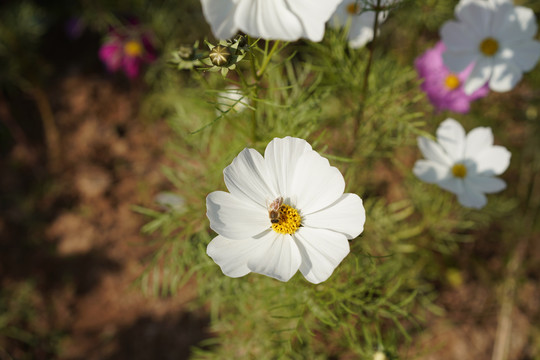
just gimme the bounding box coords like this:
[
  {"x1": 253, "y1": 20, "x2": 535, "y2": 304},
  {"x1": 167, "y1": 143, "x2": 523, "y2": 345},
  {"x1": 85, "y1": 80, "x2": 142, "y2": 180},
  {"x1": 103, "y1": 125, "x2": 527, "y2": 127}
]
[
  {"x1": 200, "y1": 0, "x2": 342, "y2": 41},
  {"x1": 206, "y1": 137, "x2": 365, "y2": 284},
  {"x1": 373, "y1": 351, "x2": 387, "y2": 360},
  {"x1": 413, "y1": 118, "x2": 511, "y2": 209},
  {"x1": 155, "y1": 192, "x2": 186, "y2": 211},
  {"x1": 329, "y1": 0, "x2": 397, "y2": 48},
  {"x1": 216, "y1": 86, "x2": 247, "y2": 115},
  {"x1": 441, "y1": 0, "x2": 540, "y2": 94}
]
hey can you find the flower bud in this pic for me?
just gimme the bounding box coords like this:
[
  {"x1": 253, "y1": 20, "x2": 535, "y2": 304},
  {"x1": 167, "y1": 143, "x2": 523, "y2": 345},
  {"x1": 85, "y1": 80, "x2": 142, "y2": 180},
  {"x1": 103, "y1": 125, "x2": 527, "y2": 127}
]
[
  {"x1": 177, "y1": 45, "x2": 194, "y2": 60},
  {"x1": 209, "y1": 45, "x2": 231, "y2": 66}
]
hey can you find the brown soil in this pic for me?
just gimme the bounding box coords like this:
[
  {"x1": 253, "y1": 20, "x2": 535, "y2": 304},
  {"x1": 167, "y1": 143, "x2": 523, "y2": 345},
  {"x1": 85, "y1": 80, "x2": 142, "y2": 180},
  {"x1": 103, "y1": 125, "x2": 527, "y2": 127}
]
[{"x1": 0, "y1": 74, "x2": 209, "y2": 360}]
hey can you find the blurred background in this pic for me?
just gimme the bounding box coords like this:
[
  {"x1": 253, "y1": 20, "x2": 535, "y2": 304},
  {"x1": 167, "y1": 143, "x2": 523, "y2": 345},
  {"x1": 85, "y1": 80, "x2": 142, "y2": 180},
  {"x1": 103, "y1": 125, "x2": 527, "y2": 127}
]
[{"x1": 1, "y1": 0, "x2": 540, "y2": 359}]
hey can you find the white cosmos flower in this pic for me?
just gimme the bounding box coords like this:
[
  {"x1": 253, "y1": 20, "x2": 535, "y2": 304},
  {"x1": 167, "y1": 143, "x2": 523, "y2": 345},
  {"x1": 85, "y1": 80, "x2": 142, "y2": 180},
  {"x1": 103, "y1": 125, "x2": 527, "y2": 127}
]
[
  {"x1": 200, "y1": 0, "x2": 342, "y2": 41},
  {"x1": 413, "y1": 118, "x2": 511, "y2": 209},
  {"x1": 440, "y1": 0, "x2": 540, "y2": 94},
  {"x1": 329, "y1": 0, "x2": 395, "y2": 48},
  {"x1": 206, "y1": 137, "x2": 366, "y2": 284}
]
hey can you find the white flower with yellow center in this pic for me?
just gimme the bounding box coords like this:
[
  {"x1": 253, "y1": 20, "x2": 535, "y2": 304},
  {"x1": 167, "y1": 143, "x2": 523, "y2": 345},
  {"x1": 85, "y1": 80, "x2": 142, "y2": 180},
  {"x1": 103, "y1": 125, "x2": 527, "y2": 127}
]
[
  {"x1": 200, "y1": 0, "x2": 342, "y2": 41},
  {"x1": 206, "y1": 137, "x2": 366, "y2": 283},
  {"x1": 413, "y1": 118, "x2": 511, "y2": 209},
  {"x1": 441, "y1": 0, "x2": 540, "y2": 94}
]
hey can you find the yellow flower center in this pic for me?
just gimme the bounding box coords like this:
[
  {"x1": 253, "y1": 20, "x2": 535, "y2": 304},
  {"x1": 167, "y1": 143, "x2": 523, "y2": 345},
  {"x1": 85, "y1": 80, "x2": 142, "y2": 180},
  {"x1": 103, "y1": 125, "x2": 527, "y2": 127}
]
[
  {"x1": 271, "y1": 204, "x2": 302, "y2": 235},
  {"x1": 444, "y1": 74, "x2": 460, "y2": 90},
  {"x1": 124, "y1": 40, "x2": 143, "y2": 57},
  {"x1": 452, "y1": 163, "x2": 467, "y2": 178},
  {"x1": 346, "y1": 2, "x2": 361, "y2": 15},
  {"x1": 479, "y1": 37, "x2": 499, "y2": 56}
]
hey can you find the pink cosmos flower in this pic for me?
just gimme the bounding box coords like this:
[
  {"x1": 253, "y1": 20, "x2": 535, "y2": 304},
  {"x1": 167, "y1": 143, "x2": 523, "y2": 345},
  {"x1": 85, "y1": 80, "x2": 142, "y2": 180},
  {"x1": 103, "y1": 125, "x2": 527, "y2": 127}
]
[
  {"x1": 415, "y1": 41, "x2": 489, "y2": 114},
  {"x1": 99, "y1": 26, "x2": 156, "y2": 79}
]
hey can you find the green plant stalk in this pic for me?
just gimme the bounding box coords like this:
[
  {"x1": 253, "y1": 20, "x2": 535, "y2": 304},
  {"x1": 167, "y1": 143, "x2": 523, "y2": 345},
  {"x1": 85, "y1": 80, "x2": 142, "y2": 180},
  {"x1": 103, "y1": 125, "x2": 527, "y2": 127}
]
[
  {"x1": 245, "y1": 38, "x2": 283, "y2": 141},
  {"x1": 353, "y1": 0, "x2": 383, "y2": 143},
  {"x1": 256, "y1": 40, "x2": 281, "y2": 79}
]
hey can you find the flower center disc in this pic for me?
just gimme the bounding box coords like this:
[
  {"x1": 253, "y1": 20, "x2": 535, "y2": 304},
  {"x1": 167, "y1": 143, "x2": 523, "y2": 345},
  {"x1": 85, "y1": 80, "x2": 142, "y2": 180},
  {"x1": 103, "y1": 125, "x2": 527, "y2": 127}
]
[
  {"x1": 124, "y1": 40, "x2": 143, "y2": 57},
  {"x1": 479, "y1": 37, "x2": 499, "y2": 56},
  {"x1": 444, "y1": 74, "x2": 460, "y2": 90},
  {"x1": 346, "y1": 2, "x2": 361, "y2": 15},
  {"x1": 452, "y1": 163, "x2": 467, "y2": 178},
  {"x1": 271, "y1": 205, "x2": 301, "y2": 235}
]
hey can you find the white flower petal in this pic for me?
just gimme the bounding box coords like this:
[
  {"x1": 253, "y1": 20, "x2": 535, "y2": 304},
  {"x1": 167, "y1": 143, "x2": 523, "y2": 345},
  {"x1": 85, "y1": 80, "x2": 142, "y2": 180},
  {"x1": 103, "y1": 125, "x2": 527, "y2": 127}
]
[
  {"x1": 207, "y1": 234, "x2": 261, "y2": 278},
  {"x1": 349, "y1": 24, "x2": 375, "y2": 49},
  {"x1": 456, "y1": 184, "x2": 487, "y2": 209},
  {"x1": 302, "y1": 193, "x2": 365, "y2": 239},
  {"x1": 247, "y1": 232, "x2": 301, "y2": 282},
  {"x1": 294, "y1": 227, "x2": 350, "y2": 284},
  {"x1": 224, "y1": 148, "x2": 276, "y2": 208},
  {"x1": 465, "y1": 175, "x2": 506, "y2": 194},
  {"x1": 515, "y1": 6, "x2": 539, "y2": 39},
  {"x1": 413, "y1": 160, "x2": 449, "y2": 184},
  {"x1": 506, "y1": 40, "x2": 540, "y2": 72},
  {"x1": 436, "y1": 118, "x2": 466, "y2": 161},
  {"x1": 438, "y1": 176, "x2": 465, "y2": 195},
  {"x1": 493, "y1": 5, "x2": 538, "y2": 42},
  {"x1": 489, "y1": 58, "x2": 523, "y2": 92},
  {"x1": 290, "y1": 150, "x2": 345, "y2": 214},
  {"x1": 264, "y1": 137, "x2": 312, "y2": 198},
  {"x1": 206, "y1": 191, "x2": 269, "y2": 239},
  {"x1": 285, "y1": 0, "x2": 342, "y2": 42},
  {"x1": 234, "y1": 0, "x2": 303, "y2": 41},
  {"x1": 472, "y1": 145, "x2": 511, "y2": 175},
  {"x1": 200, "y1": 0, "x2": 239, "y2": 39},
  {"x1": 417, "y1": 136, "x2": 452, "y2": 166},
  {"x1": 440, "y1": 20, "x2": 480, "y2": 52},
  {"x1": 455, "y1": 2, "x2": 492, "y2": 38},
  {"x1": 442, "y1": 47, "x2": 478, "y2": 73},
  {"x1": 465, "y1": 126, "x2": 493, "y2": 158},
  {"x1": 464, "y1": 58, "x2": 493, "y2": 94}
]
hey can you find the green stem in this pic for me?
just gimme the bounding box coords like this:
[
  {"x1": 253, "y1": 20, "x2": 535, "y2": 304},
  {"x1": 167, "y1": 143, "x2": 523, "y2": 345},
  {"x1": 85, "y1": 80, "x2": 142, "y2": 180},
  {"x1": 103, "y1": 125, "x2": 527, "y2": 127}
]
[
  {"x1": 352, "y1": 0, "x2": 382, "y2": 144},
  {"x1": 256, "y1": 40, "x2": 281, "y2": 79},
  {"x1": 248, "y1": 36, "x2": 259, "y2": 81}
]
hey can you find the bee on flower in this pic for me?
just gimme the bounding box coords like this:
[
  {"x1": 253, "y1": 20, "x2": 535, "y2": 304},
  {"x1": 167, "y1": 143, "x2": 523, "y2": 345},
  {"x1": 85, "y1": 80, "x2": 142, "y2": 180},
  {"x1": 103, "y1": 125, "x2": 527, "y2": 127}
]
[{"x1": 206, "y1": 137, "x2": 366, "y2": 284}]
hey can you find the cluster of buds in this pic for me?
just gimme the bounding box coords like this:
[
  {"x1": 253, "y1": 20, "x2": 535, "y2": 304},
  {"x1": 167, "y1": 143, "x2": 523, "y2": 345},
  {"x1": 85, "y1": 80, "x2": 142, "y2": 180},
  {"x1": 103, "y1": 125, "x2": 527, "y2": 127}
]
[{"x1": 170, "y1": 36, "x2": 250, "y2": 76}]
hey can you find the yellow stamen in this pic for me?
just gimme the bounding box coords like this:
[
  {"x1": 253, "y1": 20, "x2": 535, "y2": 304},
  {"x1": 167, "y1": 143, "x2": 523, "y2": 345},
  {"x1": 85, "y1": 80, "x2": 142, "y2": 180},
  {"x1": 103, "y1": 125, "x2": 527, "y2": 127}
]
[
  {"x1": 452, "y1": 163, "x2": 467, "y2": 178},
  {"x1": 444, "y1": 74, "x2": 460, "y2": 90},
  {"x1": 479, "y1": 37, "x2": 499, "y2": 56},
  {"x1": 271, "y1": 205, "x2": 301, "y2": 235},
  {"x1": 124, "y1": 40, "x2": 143, "y2": 57},
  {"x1": 346, "y1": 2, "x2": 361, "y2": 15}
]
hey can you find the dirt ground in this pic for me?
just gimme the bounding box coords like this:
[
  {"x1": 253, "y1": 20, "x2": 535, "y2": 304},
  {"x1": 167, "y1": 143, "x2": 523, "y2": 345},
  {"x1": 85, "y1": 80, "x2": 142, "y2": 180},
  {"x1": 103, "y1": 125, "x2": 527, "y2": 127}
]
[{"x1": 0, "y1": 74, "x2": 209, "y2": 360}]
